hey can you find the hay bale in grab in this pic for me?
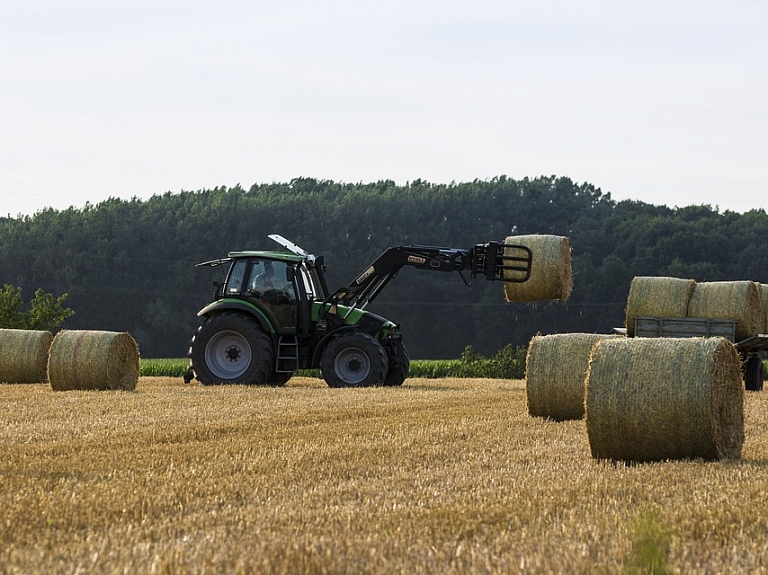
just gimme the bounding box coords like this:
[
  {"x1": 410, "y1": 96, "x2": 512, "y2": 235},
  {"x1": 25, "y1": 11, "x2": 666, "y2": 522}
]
[
  {"x1": 585, "y1": 337, "x2": 744, "y2": 462},
  {"x1": 525, "y1": 332, "x2": 618, "y2": 421},
  {"x1": 686, "y1": 280, "x2": 762, "y2": 342},
  {"x1": 624, "y1": 276, "x2": 695, "y2": 337},
  {"x1": 502, "y1": 235, "x2": 572, "y2": 302},
  {"x1": 0, "y1": 329, "x2": 53, "y2": 383},
  {"x1": 48, "y1": 330, "x2": 140, "y2": 391}
]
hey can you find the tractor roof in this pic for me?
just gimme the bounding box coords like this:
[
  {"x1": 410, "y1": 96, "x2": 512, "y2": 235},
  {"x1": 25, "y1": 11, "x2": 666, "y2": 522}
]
[{"x1": 227, "y1": 250, "x2": 307, "y2": 263}]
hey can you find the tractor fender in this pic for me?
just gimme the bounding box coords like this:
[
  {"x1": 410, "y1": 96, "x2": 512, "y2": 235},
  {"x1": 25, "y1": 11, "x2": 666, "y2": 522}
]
[
  {"x1": 197, "y1": 300, "x2": 276, "y2": 334},
  {"x1": 311, "y1": 325, "x2": 361, "y2": 368}
]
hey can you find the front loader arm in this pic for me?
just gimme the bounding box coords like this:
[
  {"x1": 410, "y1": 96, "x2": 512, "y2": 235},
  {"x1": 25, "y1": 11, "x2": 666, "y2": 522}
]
[{"x1": 329, "y1": 241, "x2": 532, "y2": 311}]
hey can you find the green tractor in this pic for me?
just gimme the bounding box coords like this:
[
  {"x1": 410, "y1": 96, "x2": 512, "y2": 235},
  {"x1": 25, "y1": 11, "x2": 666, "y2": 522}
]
[{"x1": 188, "y1": 234, "x2": 532, "y2": 388}]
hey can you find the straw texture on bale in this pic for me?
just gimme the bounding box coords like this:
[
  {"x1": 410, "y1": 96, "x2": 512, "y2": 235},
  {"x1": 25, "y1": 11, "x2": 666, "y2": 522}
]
[
  {"x1": 686, "y1": 281, "x2": 762, "y2": 342},
  {"x1": 502, "y1": 235, "x2": 572, "y2": 302},
  {"x1": 48, "y1": 330, "x2": 139, "y2": 391},
  {"x1": 624, "y1": 276, "x2": 695, "y2": 337},
  {"x1": 525, "y1": 333, "x2": 618, "y2": 421},
  {"x1": 585, "y1": 337, "x2": 744, "y2": 462},
  {"x1": 0, "y1": 329, "x2": 53, "y2": 384}
]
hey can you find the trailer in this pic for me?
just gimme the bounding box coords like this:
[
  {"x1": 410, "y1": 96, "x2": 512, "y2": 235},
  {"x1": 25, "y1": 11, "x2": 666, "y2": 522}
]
[{"x1": 614, "y1": 316, "x2": 767, "y2": 391}]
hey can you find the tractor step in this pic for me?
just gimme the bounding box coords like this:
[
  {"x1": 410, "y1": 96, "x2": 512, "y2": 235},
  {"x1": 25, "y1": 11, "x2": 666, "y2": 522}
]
[{"x1": 276, "y1": 334, "x2": 299, "y2": 373}]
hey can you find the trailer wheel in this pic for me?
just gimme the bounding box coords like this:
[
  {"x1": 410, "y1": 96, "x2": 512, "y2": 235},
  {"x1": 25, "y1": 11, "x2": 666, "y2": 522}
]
[
  {"x1": 383, "y1": 341, "x2": 410, "y2": 387},
  {"x1": 745, "y1": 356, "x2": 764, "y2": 392},
  {"x1": 190, "y1": 312, "x2": 274, "y2": 385},
  {"x1": 322, "y1": 332, "x2": 389, "y2": 388}
]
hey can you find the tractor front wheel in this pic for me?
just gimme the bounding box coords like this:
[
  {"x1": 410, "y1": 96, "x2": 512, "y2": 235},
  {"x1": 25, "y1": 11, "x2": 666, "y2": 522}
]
[
  {"x1": 189, "y1": 312, "x2": 274, "y2": 385},
  {"x1": 383, "y1": 341, "x2": 410, "y2": 387},
  {"x1": 321, "y1": 332, "x2": 389, "y2": 388}
]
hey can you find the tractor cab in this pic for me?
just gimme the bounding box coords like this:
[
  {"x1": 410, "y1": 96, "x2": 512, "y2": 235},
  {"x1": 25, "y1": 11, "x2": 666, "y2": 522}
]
[{"x1": 198, "y1": 249, "x2": 326, "y2": 337}]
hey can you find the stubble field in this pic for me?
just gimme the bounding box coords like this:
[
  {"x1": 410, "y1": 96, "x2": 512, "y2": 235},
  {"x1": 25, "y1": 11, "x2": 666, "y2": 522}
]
[{"x1": 2, "y1": 376, "x2": 768, "y2": 574}]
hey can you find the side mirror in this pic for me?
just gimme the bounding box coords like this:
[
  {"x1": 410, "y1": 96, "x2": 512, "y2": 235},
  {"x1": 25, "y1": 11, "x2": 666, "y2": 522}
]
[{"x1": 285, "y1": 266, "x2": 295, "y2": 282}]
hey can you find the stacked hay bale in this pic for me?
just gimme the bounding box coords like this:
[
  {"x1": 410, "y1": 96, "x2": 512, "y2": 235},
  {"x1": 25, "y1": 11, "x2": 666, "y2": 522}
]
[
  {"x1": 624, "y1": 276, "x2": 695, "y2": 336},
  {"x1": 0, "y1": 329, "x2": 53, "y2": 383},
  {"x1": 686, "y1": 281, "x2": 762, "y2": 342},
  {"x1": 585, "y1": 337, "x2": 744, "y2": 462},
  {"x1": 502, "y1": 235, "x2": 572, "y2": 302},
  {"x1": 48, "y1": 330, "x2": 140, "y2": 391},
  {"x1": 525, "y1": 333, "x2": 618, "y2": 421}
]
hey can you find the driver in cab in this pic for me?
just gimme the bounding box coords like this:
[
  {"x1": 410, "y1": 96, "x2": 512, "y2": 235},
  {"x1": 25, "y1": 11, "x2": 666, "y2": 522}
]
[{"x1": 252, "y1": 262, "x2": 276, "y2": 290}]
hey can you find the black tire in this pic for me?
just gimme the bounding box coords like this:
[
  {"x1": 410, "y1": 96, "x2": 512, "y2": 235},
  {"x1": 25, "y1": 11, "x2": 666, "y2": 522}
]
[
  {"x1": 189, "y1": 312, "x2": 274, "y2": 385},
  {"x1": 267, "y1": 372, "x2": 292, "y2": 386},
  {"x1": 321, "y1": 332, "x2": 389, "y2": 388},
  {"x1": 745, "y1": 356, "x2": 764, "y2": 392},
  {"x1": 383, "y1": 341, "x2": 410, "y2": 387}
]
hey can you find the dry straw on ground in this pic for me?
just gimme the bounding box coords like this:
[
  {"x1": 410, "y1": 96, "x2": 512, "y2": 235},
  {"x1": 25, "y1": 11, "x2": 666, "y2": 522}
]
[
  {"x1": 585, "y1": 337, "x2": 744, "y2": 462},
  {"x1": 502, "y1": 235, "x2": 572, "y2": 302},
  {"x1": 525, "y1": 332, "x2": 618, "y2": 421},
  {"x1": 4, "y1": 376, "x2": 768, "y2": 573},
  {"x1": 624, "y1": 276, "x2": 696, "y2": 337},
  {"x1": 0, "y1": 329, "x2": 52, "y2": 384},
  {"x1": 686, "y1": 281, "x2": 763, "y2": 342},
  {"x1": 48, "y1": 330, "x2": 140, "y2": 391}
]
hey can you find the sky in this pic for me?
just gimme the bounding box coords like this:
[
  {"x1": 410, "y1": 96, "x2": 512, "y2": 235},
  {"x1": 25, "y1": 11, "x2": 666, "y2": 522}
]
[{"x1": 2, "y1": 0, "x2": 767, "y2": 218}]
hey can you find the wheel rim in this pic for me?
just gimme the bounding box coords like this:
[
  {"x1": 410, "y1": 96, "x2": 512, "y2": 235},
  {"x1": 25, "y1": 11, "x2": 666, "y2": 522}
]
[
  {"x1": 205, "y1": 330, "x2": 252, "y2": 379},
  {"x1": 334, "y1": 346, "x2": 371, "y2": 385}
]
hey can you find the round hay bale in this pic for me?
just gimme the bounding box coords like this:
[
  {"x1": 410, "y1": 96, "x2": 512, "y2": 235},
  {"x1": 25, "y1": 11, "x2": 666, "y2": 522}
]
[
  {"x1": 502, "y1": 235, "x2": 572, "y2": 302},
  {"x1": 585, "y1": 337, "x2": 744, "y2": 462},
  {"x1": 0, "y1": 329, "x2": 53, "y2": 384},
  {"x1": 686, "y1": 280, "x2": 762, "y2": 342},
  {"x1": 624, "y1": 276, "x2": 695, "y2": 337},
  {"x1": 48, "y1": 330, "x2": 139, "y2": 391},
  {"x1": 525, "y1": 333, "x2": 618, "y2": 421}
]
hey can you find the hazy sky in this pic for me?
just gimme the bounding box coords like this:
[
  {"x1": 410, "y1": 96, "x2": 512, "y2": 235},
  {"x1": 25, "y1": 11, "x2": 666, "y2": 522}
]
[{"x1": 2, "y1": 1, "x2": 766, "y2": 218}]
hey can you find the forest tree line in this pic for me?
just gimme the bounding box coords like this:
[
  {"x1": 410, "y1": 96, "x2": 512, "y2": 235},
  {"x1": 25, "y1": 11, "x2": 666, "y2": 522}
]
[{"x1": 2, "y1": 176, "x2": 767, "y2": 359}]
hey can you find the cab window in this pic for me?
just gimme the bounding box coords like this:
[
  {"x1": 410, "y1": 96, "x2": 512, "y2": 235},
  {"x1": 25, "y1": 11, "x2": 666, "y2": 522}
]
[{"x1": 227, "y1": 260, "x2": 248, "y2": 295}]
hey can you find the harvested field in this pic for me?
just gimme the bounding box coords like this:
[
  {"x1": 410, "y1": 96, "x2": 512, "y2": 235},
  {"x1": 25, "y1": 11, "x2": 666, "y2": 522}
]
[{"x1": 3, "y1": 377, "x2": 768, "y2": 573}]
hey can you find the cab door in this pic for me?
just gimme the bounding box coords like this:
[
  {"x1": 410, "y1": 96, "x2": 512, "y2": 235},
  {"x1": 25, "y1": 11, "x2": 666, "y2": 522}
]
[{"x1": 243, "y1": 259, "x2": 298, "y2": 333}]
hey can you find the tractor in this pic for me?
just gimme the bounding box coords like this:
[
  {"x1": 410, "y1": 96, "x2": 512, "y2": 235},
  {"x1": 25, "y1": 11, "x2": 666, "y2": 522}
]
[{"x1": 187, "y1": 234, "x2": 532, "y2": 387}]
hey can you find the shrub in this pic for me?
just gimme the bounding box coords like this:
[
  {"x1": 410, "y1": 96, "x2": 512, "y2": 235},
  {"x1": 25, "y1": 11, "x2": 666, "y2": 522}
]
[{"x1": 140, "y1": 345, "x2": 528, "y2": 380}]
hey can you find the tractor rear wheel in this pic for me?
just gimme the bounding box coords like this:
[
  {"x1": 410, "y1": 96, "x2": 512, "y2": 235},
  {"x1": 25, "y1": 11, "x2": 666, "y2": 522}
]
[
  {"x1": 190, "y1": 312, "x2": 274, "y2": 385},
  {"x1": 745, "y1": 355, "x2": 764, "y2": 392},
  {"x1": 321, "y1": 332, "x2": 389, "y2": 388},
  {"x1": 383, "y1": 341, "x2": 410, "y2": 387}
]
